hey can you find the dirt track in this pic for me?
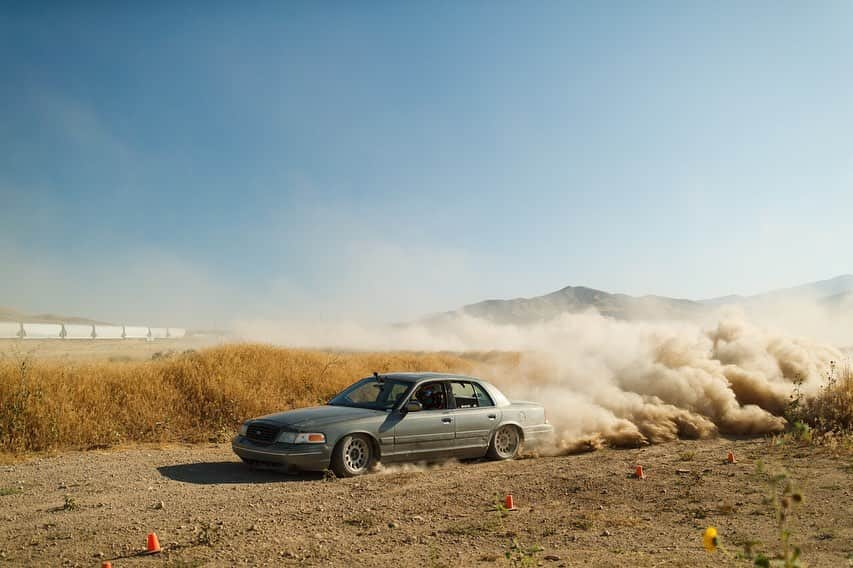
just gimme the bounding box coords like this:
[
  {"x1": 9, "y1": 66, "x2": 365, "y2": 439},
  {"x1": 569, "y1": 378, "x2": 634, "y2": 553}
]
[{"x1": 1, "y1": 438, "x2": 851, "y2": 567}]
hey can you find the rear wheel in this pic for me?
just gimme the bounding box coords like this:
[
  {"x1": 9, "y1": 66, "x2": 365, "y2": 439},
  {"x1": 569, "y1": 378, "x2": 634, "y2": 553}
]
[
  {"x1": 331, "y1": 434, "x2": 374, "y2": 477},
  {"x1": 487, "y1": 425, "x2": 522, "y2": 460}
]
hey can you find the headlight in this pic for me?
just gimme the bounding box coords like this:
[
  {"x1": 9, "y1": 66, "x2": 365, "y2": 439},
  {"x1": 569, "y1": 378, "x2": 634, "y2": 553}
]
[
  {"x1": 239, "y1": 423, "x2": 248, "y2": 436},
  {"x1": 277, "y1": 431, "x2": 326, "y2": 444}
]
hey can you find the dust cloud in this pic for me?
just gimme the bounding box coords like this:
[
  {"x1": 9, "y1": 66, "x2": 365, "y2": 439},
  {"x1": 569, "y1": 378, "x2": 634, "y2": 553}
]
[{"x1": 234, "y1": 307, "x2": 845, "y2": 450}]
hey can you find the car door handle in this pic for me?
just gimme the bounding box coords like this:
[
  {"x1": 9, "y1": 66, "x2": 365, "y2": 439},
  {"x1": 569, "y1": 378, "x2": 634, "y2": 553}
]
[
  {"x1": 488, "y1": 414, "x2": 497, "y2": 420},
  {"x1": 442, "y1": 417, "x2": 453, "y2": 424}
]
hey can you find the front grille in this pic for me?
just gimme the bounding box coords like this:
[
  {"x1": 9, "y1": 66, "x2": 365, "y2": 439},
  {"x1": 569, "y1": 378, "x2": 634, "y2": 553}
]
[{"x1": 245, "y1": 421, "x2": 280, "y2": 444}]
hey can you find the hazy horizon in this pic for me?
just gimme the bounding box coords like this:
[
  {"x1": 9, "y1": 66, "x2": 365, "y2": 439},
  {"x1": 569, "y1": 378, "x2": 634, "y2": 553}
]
[{"x1": 2, "y1": 273, "x2": 852, "y2": 328}]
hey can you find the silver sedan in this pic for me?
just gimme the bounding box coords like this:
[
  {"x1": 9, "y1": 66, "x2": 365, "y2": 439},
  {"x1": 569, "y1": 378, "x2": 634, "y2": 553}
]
[{"x1": 232, "y1": 372, "x2": 554, "y2": 477}]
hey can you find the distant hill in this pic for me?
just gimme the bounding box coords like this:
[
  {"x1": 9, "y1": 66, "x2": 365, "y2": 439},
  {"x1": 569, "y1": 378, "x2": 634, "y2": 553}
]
[
  {"x1": 424, "y1": 275, "x2": 853, "y2": 325},
  {"x1": 425, "y1": 286, "x2": 705, "y2": 325},
  {"x1": 0, "y1": 307, "x2": 109, "y2": 326},
  {"x1": 701, "y1": 274, "x2": 853, "y2": 306},
  {"x1": 821, "y1": 290, "x2": 853, "y2": 310}
]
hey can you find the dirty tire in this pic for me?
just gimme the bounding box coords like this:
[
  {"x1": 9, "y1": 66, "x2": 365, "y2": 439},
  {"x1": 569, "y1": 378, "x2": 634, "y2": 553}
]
[
  {"x1": 331, "y1": 434, "x2": 374, "y2": 477},
  {"x1": 487, "y1": 425, "x2": 522, "y2": 460}
]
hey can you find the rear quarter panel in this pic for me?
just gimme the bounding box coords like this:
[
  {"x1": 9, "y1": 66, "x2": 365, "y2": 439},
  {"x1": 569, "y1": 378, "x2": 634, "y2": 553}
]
[
  {"x1": 502, "y1": 402, "x2": 547, "y2": 427},
  {"x1": 500, "y1": 402, "x2": 553, "y2": 447}
]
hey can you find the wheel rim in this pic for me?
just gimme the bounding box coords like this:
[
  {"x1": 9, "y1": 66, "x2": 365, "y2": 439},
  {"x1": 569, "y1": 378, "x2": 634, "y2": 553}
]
[
  {"x1": 495, "y1": 427, "x2": 519, "y2": 457},
  {"x1": 343, "y1": 437, "x2": 370, "y2": 473}
]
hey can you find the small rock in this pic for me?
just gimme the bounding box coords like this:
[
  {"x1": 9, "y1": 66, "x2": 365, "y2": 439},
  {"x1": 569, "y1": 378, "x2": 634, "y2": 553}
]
[
  {"x1": 544, "y1": 555, "x2": 561, "y2": 561},
  {"x1": 601, "y1": 530, "x2": 612, "y2": 537},
  {"x1": 388, "y1": 521, "x2": 400, "y2": 529},
  {"x1": 152, "y1": 501, "x2": 164, "y2": 510}
]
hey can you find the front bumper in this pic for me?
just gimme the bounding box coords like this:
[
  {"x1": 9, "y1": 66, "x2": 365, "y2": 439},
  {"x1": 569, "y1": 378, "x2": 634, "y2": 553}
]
[{"x1": 231, "y1": 436, "x2": 332, "y2": 471}]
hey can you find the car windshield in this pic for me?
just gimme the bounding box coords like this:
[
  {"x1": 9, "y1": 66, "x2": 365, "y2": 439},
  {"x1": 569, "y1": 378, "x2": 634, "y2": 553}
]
[{"x1": 328, "y1": 378, "x2": 413, "y2": 410}]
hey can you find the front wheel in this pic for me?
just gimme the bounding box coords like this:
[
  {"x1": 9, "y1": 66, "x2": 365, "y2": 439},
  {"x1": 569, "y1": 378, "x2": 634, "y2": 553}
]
[
  {"x1": 487, "y1": 425, "x2": 522, "y2": 460},
  {"x1": 331, "y1": 434, "x2": 374, "y2": 477}
]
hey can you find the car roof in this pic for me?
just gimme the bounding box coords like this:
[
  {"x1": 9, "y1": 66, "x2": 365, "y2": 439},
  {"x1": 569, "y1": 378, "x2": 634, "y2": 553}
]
[{"x1": 371, "y1": 372, "x2": 483, "y2": 384}]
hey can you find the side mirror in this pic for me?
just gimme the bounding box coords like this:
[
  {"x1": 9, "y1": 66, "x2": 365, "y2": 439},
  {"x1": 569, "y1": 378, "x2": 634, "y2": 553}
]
[{"x1": 404, "y1": 400, "x2": 423, "y2": 413}]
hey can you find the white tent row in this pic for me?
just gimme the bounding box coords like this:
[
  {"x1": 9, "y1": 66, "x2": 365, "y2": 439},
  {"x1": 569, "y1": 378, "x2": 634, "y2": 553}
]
[
  {"x1": 150, "y1": 327, "x2": 168, "y2": 339},
  {"x1": 94, "y1": 325, "x2": 124, "y2": 339},
  {"x1": 0, "y1": 322, "x2": 189, "y2": 340},
  {"x1": 64, "y1": 324, "x2": 95, "y2": 339},
  {"x1": 23, "y1": 323, "x2": 64, "y2": 339},
  {"x1": 123, "y1": 326, "x2": 151, "y2": 339},
  {"x1": 0, "y1": 321, "x2": 22, "y2": 338}
]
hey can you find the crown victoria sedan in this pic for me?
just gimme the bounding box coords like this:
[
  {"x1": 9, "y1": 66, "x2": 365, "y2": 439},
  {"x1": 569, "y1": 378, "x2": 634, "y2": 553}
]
[{"x1": 232, "y1": 372, "x2": 554, "y2": 477}]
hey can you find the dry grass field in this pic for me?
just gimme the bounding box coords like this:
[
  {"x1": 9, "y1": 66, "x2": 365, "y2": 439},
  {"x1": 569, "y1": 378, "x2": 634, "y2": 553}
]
[
  {"x1": 2, "y1": 340, "x2": 851, "y2": 458},
  {"x1": 0, "y1": 341, "x2": 521, "y2": 455},
  {"x1": 0, "y1": 338, "x2": 221, "y2": 362}
]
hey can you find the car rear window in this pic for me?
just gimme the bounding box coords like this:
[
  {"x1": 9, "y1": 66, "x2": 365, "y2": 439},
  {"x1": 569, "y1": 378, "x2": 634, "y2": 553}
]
[
  {"x1": 450, "y1": 381, "x2": 494, "y2": 408},
  {"x1": 472, "y1": 383, "x2": 494, "y2": 407}
]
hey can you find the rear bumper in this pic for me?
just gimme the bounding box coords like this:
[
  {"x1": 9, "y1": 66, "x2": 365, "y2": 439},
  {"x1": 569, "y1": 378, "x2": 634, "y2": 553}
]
[
  {"x1": 231, "y1": 436, "x2": 331, "y2": 471},
  {"x1": 522, "y1": 423, "x2": 555, "y2": 447}
]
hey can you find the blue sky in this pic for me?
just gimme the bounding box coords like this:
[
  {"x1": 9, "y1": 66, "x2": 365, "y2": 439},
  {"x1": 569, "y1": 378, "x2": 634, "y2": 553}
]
[{"x1": 1, "y1": 2, "x2": 852, "y2": 327}]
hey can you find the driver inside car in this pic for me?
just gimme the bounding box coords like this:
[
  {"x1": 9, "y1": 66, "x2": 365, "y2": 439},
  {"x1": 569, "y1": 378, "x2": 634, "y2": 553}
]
[{"x1": 415, "y1": 383, "x2": 446, "y2": 411}]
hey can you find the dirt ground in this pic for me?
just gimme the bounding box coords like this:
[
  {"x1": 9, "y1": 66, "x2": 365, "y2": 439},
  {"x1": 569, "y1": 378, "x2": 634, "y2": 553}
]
[{"x1": 1, "y1": 438, "x2": 851, "y2": 567}]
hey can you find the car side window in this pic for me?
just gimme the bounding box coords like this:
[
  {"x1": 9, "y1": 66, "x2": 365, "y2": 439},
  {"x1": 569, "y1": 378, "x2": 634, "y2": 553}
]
[
  {"x1": 451, "y1": 381, "x2": 480, "y2": 409},
  {"x1": 413, "y1": 382, "x2": 448, "y2": 411},
  {"x1": 472, "y1": 383, "x2": 494, "y2": 407}
]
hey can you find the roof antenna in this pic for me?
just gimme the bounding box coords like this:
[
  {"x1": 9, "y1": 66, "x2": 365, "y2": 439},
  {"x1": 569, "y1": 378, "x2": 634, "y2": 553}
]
[{"x1": 373, "y1": 371, "x2": 383, "y2": 383}]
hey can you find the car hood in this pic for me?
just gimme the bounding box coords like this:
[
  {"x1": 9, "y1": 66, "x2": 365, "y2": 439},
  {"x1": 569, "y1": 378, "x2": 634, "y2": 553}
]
[{"x1": 251, "y1": 405, "x2": 385, "y2": 430}]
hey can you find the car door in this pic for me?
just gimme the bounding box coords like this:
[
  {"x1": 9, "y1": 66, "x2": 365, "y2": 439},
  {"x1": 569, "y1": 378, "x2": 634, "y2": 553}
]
[
  {"x1": 448, "y1": 381, "x2": 500, "y2": 456},
  {"x1": 392, "y1": 381, "x2": 455, "y2": 459}
]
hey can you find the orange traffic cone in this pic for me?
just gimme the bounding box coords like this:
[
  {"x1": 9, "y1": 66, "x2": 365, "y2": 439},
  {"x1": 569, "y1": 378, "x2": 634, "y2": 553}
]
[
  {"x1": 635, "y1": 465, "x2": 646, "y2": 479},
  {"x1": 727, "y1": 451, "x2": 736, "y2": 464},
  {"x1": 102, "y1": 562, "x2": 112, "y2": 568},
  {"x1": 146, "y1": 532, "x2": 161, "y2": 554},
  {"x1": 504, "y1": 494, "x2": 517, "y2": 511}
]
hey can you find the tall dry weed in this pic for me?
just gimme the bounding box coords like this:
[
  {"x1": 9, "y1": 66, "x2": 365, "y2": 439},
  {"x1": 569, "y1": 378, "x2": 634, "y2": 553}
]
[{"x1": 798, "y1": 360, "x2": 853, "y2": 433}]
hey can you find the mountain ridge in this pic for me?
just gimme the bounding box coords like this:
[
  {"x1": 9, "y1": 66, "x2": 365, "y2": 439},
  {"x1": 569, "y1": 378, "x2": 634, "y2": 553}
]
[{"x1": 427, "y1": 275, "x2": 853, "y2": 325}]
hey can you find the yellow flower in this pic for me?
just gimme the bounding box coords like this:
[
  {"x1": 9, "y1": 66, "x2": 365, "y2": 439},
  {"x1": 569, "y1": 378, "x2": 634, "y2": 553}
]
[{"x1": 703, "y1": 526, "x2": 719, "y2": 553}]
